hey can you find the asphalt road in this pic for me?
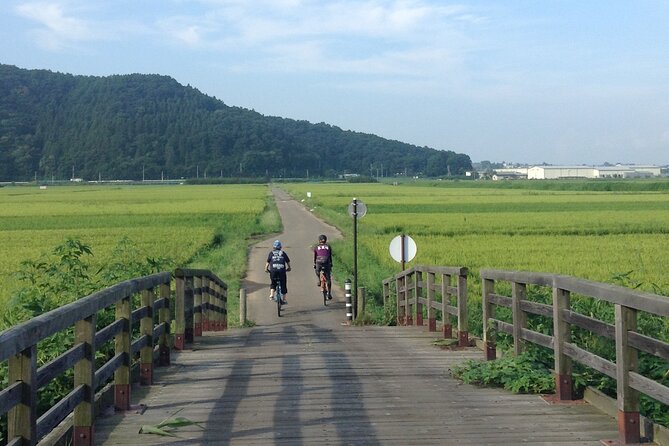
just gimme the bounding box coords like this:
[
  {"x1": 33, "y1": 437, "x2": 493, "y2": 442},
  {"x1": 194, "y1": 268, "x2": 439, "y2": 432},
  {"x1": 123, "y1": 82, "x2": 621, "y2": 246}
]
[{"x1": 243, "y1": 187, "x2": 345, "y2": 326}]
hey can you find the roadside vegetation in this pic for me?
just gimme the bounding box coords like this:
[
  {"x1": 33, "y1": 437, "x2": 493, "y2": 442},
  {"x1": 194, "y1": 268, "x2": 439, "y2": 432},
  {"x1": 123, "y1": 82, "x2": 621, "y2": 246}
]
[
  {"x1": 281, "y1": 179, "x2": 669, "y2": 427},
  {"x1": 0, "y1": 184, "x2": 278, "y2": 310},
  {"x1": 0, "y1": 183, "x2": 280, "y2": 440}
]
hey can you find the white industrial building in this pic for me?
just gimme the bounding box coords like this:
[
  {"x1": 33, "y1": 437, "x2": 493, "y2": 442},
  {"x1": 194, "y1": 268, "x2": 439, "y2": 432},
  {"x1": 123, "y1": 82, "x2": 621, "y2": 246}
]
[
  {"x1": 493, "y1": 165, "x2": 663, "y2": 180},
  {"x1": 527, "y1": 166, "x2": 596, "y2": 179}
]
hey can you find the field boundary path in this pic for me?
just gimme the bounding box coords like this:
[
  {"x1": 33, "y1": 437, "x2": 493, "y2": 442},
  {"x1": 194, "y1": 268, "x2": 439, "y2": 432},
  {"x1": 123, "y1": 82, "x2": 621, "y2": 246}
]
[{"x1": 93, "y1": 188, "x2": 620, "y2": 445}]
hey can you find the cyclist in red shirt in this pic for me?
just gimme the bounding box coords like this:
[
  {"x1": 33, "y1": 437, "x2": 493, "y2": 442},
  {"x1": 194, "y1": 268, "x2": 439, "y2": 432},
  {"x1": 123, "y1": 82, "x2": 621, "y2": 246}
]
[{"x1": 313, "y1": 234, "x2": 333, "y2": 300}]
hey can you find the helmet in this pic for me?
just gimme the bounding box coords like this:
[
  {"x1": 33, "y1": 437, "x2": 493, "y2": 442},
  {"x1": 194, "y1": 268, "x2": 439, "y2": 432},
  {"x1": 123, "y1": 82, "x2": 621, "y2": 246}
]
[
  {"x1": 273, "y1": 240, "x2": 282, "y2": 249},
  {"x1": 318, "y1": 234, "x2": 327, "y2": 243}
]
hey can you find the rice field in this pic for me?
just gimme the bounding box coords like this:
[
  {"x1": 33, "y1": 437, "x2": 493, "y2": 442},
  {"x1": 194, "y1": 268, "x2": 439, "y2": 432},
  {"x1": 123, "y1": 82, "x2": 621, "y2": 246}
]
[
  {"x1": 0, "y1": 184, "x2": 270, "y2": 304},
  {"x1": 282, "y1": 182, "x2": 669, "y2": 293}
]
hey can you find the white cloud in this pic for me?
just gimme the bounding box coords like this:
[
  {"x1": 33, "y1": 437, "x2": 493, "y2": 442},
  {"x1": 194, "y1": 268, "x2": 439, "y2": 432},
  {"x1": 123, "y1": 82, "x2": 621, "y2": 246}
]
[
  {"x1": 13, "y1": 1, "x2": 151, "y2": 50},
  {"x1": 165, "y1": 0, "x2": 483, "y2": 84}
]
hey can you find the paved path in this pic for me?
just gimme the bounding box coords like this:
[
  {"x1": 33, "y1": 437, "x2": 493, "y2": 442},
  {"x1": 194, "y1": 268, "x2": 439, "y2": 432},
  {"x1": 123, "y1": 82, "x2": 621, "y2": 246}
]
[
  {"x1": 94, "y1": 188, "x2": 620, "y2": 445},
  {"x1": 244, "y1": 187, "x2": 345, "y2": 326}
]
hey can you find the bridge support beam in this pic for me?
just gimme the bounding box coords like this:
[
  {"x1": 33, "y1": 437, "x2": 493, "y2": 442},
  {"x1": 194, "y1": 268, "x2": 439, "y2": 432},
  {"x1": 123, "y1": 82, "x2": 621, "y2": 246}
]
[
  {"x1": 114, "y1": 384, "x2": 130, "y2": 411},
  {"x1": 617, "y1": 411, "x2": 640, "y2": 445},
  {"x1": 443, "y1": 323, "x2": 452, "y2": 338},
  {"x1": 73, "y1": 426, "x2": 93, "y2": 446},
  {"x1": 458, "y1": 330, "x2": 469, "y2": 347},
  {"x1": 556, "y1": 374, "x2": 573, "y2": 400}
]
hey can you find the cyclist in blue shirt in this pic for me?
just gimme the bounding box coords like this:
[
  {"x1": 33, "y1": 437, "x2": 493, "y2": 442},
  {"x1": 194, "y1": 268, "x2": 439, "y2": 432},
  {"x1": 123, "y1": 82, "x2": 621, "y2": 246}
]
[{"x1": 265, "y1": 240, "x2": 291, "y2": 304}]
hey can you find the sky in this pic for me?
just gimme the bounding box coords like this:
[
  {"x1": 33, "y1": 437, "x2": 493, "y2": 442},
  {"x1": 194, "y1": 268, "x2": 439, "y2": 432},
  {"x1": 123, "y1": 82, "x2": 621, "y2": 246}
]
[{"x1": 1, "y1": 1, "x2": 668, "y2": 166}]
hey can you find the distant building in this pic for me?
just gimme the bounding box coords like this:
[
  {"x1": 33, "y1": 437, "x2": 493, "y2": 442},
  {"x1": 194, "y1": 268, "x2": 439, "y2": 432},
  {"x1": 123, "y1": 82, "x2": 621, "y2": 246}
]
[
  {"x1": 595, "y1": 166, "x2": 646, "y2": 178},
  {"x1": 492, "y1": 171, "x2": 526, "y2": 181},
  {"x1": 489, "y1": 167, "x2": 526, "y2": 180},
  {"x1": 528, "y1": 166, "x2": 596, "y2": 179},
  {"x1": 498, "y1": 164, "x2": 665, "y2": 180}
]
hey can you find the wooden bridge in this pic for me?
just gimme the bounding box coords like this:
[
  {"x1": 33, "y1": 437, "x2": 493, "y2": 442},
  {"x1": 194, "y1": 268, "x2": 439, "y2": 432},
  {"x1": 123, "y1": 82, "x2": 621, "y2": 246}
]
[{"x1": 1, "y1": 190, "x2": 667, "y2": 445}]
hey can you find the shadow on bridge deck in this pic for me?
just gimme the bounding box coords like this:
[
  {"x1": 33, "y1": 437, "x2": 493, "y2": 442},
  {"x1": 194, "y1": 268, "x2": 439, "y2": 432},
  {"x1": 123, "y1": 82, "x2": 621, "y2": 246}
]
[{"x1": 93, "y1": 323, "x2": 619, "y2": 445}]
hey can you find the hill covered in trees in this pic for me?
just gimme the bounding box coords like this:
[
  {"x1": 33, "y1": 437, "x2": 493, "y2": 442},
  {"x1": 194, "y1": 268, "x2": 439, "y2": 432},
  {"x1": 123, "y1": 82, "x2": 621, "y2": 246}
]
[{"x1": 0, "y1": 64, "x2": 472, "y2": 182}]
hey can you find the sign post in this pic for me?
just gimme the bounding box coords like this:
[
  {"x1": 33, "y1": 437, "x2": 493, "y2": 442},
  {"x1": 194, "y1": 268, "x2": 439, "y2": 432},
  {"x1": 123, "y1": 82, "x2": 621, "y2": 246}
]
[
  {"x1": 389, "y1": 234, "x2": 417, "y2": 270},
  {"x1": 348, "y1": 198, "x2": 367, "y2": 319}
]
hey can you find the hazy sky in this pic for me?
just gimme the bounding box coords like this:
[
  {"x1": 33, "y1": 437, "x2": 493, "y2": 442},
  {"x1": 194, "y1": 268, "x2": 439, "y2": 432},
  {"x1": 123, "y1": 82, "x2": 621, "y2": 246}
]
[{"x1": 2, "y1": 1, "x2": 668, "y2": 165}]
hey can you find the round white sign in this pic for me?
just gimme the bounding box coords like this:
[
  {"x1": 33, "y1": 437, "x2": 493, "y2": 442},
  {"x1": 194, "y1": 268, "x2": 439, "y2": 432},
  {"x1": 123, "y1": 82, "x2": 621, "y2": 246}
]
[
  {"x1": 347, "y1": 199, "x2": 367, "y2": 218},
  {"x1": 389, "y1": 235, "x2": 417, "y2": 263}
]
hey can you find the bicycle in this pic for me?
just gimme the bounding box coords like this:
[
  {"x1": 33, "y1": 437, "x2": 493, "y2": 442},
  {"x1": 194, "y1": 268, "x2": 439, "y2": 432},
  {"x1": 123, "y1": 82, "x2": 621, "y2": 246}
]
[
  {"x1": 317, "y1": 265, "x2": 330, "y2": 306},
  {"x1": 268, "y1": 269, "x2": 288, "y2": 317},
  {"x1": 274, "y1": 283, "x2": 284, "y2": 317}
]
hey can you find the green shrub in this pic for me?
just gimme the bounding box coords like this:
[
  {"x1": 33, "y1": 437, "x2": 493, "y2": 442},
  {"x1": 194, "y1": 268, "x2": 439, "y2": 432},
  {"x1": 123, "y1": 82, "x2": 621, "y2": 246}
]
[{"x1": 451, "y1": 353, "x2": 555, "y2": 394}]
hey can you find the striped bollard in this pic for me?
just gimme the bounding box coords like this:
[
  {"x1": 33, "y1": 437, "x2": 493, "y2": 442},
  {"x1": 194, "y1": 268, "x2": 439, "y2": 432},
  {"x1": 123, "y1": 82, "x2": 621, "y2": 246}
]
[{"x1": 345, "y1": 279, "x2": 353, "y2": 323}]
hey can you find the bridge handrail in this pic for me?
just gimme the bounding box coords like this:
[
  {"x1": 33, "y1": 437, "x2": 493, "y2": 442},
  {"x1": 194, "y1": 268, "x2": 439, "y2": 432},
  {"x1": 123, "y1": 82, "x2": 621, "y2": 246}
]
[
  {"x1": 480, "y1": 268, "x2": 669, "y2": 444},
  {"x1": 383, "y1": 265, "x2": 469, "y2": 346},
  {"x1": 0, "y1": 268, "x2": 228, "y2": 446},
  {"x1": 173, "y1": 268, "x2": 228, "y2": 349}
]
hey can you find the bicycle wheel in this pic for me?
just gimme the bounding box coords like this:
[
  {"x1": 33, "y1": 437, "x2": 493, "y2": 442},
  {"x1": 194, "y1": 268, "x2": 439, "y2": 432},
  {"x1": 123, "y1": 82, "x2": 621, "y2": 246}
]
[
  {"x1": 276, "y1": 288, "x2": 282, "y2": 317},
  {"x1": 320, "y1": 272, "x2": 328, "y2": 306}
]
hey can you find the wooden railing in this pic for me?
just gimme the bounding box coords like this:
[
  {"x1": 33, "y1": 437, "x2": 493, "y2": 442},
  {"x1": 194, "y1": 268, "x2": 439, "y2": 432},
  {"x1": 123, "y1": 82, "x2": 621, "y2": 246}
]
[
  {"x1": 173, "y1": 268, "x2": 228, "y2": 350},
  {"x1": 480, "y1": 269, "x2": 669, "y2": 444},
  {"x1": 383, "y1": 265, "x2": 469, "y2": 346},
  {"x1": 0, "y1": 269, "x2": 227, "y2": 446}
]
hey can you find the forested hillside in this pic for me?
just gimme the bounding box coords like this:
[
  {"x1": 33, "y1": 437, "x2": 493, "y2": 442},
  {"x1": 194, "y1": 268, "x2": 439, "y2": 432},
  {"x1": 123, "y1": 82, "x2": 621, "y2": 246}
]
[{"x1": 0, "y1": 64, "x2": 472, "y2": 181}]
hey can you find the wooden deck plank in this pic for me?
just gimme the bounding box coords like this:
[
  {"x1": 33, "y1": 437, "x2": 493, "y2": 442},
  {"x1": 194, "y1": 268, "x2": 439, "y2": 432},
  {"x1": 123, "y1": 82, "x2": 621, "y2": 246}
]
[{"x1": 94, "y1": 325, "x2": 619, "y2": 445}]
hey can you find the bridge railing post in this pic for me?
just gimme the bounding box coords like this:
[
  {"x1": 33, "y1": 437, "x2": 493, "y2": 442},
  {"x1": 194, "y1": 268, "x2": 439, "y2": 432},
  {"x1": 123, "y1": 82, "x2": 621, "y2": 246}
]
[
  {"x1": 209, "y1": 277, "x2": 216, "y2": 331},
  {"x1": 482, "y1": 277, "x2": 496, "y2": 361},
  {"x1": 8, "y1": 345, "x2": 37, "y2": 444},
  {"x1": 552, "y1": 285, "x2": 572, "y2": 400},
  {"x1": 139, "y1": 289, "x2": 154, "y2": 385},
  {"x1": 456, "y1": 269, "x2": 469, "y2": 347},
  {"x1": 210, "y1": 279, "x2": 218, "y2": 331},
  {"x1": 158, "y1": 282, "x2": 171, "y2": 366},
  {"x1": 184, "y1": 277, "x2": 194, "y2": 344},
  {"x1": 174, "y1": 275, "x2": 186, "y2": 350},
  {"x1": 441, "y1": 273, "x2": 452, "y2": 338},
  {"x1": 382, "y1": 279, "x2": 390, "y2": 309},
  {"x1": 194, "y1": 276, "x2": 203, "y2": 336},
  {"x1": 212, "y1": 277, "x2": 220, "y2": 330},
  {"x1": 203, "y1": 276, "x2": 212, "y2": 331},
  {"x1": 615, "y1": 304, "x2": 640, "y2": 444},
  {"x1": 511, "y1": 281, "x2": 527, "y2": 356},
  {"x1": 415, "y1": 269, "x2": 423, "y2": 326},
  {"x1": 396, "y1": 275, "x2": 404, "y2": 325},
  {"x1": 73, "y1": 314, "x2": 95, "y2": 446},
  {"x1": 222, "y1": 281, "x2": 228, "y2": 330},
  {"x1": 427, "y1": 271, "x2": 436, "y2": 332},
  {"x1": 213, "y1": 280, "x2": 221, "y2": 330},
  {"x1": 114, "y1": 295, "x2": 132, "y2": 409}
]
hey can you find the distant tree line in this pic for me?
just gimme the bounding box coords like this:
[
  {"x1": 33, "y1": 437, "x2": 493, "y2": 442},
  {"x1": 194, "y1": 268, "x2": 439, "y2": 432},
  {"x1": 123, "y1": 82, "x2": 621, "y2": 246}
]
[{"x1": 0, "y1": 64, "x2": 472, "y2": 182}]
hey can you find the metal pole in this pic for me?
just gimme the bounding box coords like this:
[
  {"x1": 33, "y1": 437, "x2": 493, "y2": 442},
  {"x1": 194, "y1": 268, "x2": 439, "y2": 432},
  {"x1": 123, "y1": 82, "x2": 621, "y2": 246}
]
[
  {"x1": 353, "y1": 198, "x2": 358, "y2": 320},
  {"x1": 345, "y1": 279, "x2": 353, "y2": 323},
  {"x1": 400, "y1": 233, "x2": 406, "y2": 271}
]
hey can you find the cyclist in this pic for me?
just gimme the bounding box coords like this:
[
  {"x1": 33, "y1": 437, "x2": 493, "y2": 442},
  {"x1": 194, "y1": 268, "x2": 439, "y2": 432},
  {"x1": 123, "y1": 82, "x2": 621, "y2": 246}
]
[
  {"x1": 313, "y1": 234, "x2": 333, "y2": 300},
  {"x1": 265, "y1": 240, "x2": 291, "y2": 304}
]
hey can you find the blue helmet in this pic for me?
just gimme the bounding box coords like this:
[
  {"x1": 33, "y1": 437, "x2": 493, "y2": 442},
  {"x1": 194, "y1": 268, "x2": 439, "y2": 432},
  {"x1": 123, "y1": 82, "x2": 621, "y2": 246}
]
[{"x1": 273, "y1": 240, "x2": 282, "y2": 249}]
